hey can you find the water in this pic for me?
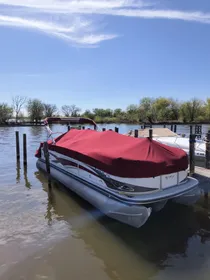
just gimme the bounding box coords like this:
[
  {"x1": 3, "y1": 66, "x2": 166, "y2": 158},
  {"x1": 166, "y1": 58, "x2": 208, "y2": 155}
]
[{"x1": 0, "y1": 124, "x2": 210, "y2": 280}]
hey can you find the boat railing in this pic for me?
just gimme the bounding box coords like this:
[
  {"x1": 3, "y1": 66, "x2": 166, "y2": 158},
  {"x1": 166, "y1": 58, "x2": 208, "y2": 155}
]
[
  {"x1": 43, "y1": 117, "x2": 98, "y2": 129},
  {"x1": 43, "y1": 117, "x2": 100, "y2": 142}
]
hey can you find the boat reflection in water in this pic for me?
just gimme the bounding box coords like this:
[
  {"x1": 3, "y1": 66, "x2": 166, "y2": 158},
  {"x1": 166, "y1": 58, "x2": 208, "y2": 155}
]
[
  {"x1": 37, "y1": 171, "x2": 210, "y2": 280},
  {"x1": 2, "y1": 167, "x2": 210, "y2": 280}
]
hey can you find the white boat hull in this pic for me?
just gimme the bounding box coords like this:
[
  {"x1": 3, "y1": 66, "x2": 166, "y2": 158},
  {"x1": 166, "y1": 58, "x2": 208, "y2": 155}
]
[
  {"x1": 36, "y1": 149, "x2": 201, "y2": 228},
  {"x1": 37, "y1": 159, "x2": 152, "y2": 228},
  {"x1": 153, "y1": 136, "x2": 206, "y2": 158}
]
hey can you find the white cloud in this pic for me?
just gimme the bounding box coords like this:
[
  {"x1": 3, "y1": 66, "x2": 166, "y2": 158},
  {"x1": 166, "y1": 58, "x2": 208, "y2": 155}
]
[
  {"x1": 0, "y1": 0, "x2": 150, "y2": 10},
  {"x1": 111, "y1": 9, "x2": 210, "y2": 24},
  {"x1": 0, "y1": 0, "x2": 210, "y2": 47},
  {"x1": 0, "y1": 14, "x2": 118, "y2": 46}
]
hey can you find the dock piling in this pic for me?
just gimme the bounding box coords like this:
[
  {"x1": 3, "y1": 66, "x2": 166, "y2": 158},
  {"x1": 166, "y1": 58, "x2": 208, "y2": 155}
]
[
  {"x1": 115, "y1": 127, "x2": 119, "y2": 133},
  {"x1": 189, "y1": 134, "x2": 196, "y2": 175},
  {"x1": 149, "y1": 129, "x2": 153, "y2": 139},
  {"x1": 15, "y1": 131, "x2": 20, "y2": 161},
  {"x1": 23, "y1": 133, "x2": 27, "y2": 166},
  {"x1": 43, "y1": 142, "x2": 51, "y2": 187},
  {"x1": 205, "y1": 130, "x2": 210, "y2": 169},
  {"x1": 102, "y1": 128, "x2": 106, "y2": 131},
  {"x1": 190, "y1": 125, "x2": 193, "y2": 135},
  {"x1": 134, "y1": 129, "x2": 139, "y2": 138}
]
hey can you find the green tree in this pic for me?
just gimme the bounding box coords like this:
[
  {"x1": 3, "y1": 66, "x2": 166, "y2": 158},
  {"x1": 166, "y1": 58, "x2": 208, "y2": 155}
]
[
  {"x1": 104, "y1": 109, "x2": 113, "y2": 118},
  {"x1": 27, "y1": 99, "x2": 44, "y2": 123},
  {"x1": 204, "y1": 98, "x2": 210, "y2": 121},
  {"x1": 139, "y1": 97, "x2": 156, "y2": 122},
  {"x1": 180, "y1": 98, "x2": 204, "y2": 122},
  {"x1": 0, "y1": 103, "x2": 13, "y2": 123},
  {"x1": 152, "y1": 97, "x2": 180, "y2": 121},
  {"x1": 113, "y1": 108, "x2": 123, "y2": 117},
  {"x1": 153, "y1": 98, "x2": 170, "y2": 121},
  {"x1": 169, "y1": 98, "x2": 180, "y2": 120},
  {"x1": 92, "y1": 108, "x2": 113, "y2": 118},
  {"x1": 82, "y1": 110, "x2": 95, "y2": 119},
  {"x1": 126, "y1": 104, "x2": 139, "y2": 122}
]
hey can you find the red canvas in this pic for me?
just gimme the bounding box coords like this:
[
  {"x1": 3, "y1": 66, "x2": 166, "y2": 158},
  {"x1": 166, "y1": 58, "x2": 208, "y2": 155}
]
[{"x1": 36, "y1": 129, "x2": 188, "y2": 178}]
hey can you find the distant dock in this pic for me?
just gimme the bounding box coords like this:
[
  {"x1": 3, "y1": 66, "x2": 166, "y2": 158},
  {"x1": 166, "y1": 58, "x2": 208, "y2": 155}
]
[{"x1": 0, "y1": 121, "x2": 43, "y2": 127}]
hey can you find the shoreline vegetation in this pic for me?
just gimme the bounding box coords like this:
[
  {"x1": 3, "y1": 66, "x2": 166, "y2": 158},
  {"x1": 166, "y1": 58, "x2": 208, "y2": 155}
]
[
  {"x1": 1, "y1": 96, "x2": 210, "y2": 126},
  {"x1": 1, "y1": 120, "x2": 210, "y2": 127}
]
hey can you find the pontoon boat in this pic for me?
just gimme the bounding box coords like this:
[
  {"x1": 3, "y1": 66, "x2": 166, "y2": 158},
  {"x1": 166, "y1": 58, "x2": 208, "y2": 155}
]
[{"x1": 35, "y1": 118, "x2": 200, "y2": 228}]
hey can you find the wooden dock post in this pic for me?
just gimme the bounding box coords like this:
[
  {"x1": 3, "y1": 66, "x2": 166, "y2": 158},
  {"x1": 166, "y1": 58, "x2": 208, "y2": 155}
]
[
  {"x1": 67, "y1": 124, "x2": 71, "y2": 131},
  {"x1": 174, "y1": 125, "x2": 177, "y2": 133},
  {"x1": 115, "y1": 127, "x2": 119, "y2": 133},
  {"x1": 204, "y1": 191, "x2": 208, "y2": 199},
  {"x1": 102, "y1": 128, "x2": 106, "y2": 131},
  {"x1": 23, "y1": 133, "x2": 27, "y2": 166},
  {"x1": 149, "y1": 129, "x2": 153, "y2": 139},
  {"x1": 171, "y1": 124, "x2": 173, "y2": 132},
  {"x1": 205, "y1": 130, "x2": 210, "y2": 169},
  {"x1": 43, "y1": 142, "x2": 51, "y2": 187},
  {"x1": 134, "y1": 129, "x2": 139, "y2": 138},
  {"x1": 189, "y1": 134, "x2": 196, "y2": 175},
  {"x1": 190, "y1": 125, "x2": 193, "y2": 135},
  {"x1": 15, "y1": 131, "x2": 20, "y2": 161},
  {"x1": 23, "y1": 165, "x2": 31, "y2": 189}
]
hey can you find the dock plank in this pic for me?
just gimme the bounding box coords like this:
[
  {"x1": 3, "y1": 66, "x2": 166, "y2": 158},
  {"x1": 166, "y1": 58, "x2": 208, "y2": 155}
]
[
  {"x1": 193, "y1": 166, "x2": 210, "y2": 194},
  {"x1": 195, "y1": 166, "x2": 210, "y2": 178}
]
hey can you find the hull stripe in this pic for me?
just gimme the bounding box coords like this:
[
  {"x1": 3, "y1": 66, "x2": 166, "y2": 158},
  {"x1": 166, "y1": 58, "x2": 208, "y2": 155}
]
[
  {"x1": 50, "y1": 152, "x2": 158, "y2": 193},
  {"x1": 38, "y1": 159, "x2": 196, "y2": 204}
]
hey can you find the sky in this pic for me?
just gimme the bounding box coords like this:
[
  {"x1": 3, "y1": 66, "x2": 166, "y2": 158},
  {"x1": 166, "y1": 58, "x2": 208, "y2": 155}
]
[{"x1": 0, "y1": 0, "x2": 210, "y2": 112}]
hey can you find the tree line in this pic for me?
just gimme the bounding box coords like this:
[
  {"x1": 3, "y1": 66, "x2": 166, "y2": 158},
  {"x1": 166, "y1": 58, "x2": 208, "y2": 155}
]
[{"x1": 1, "y1": 96, "x2": 210, "y2": 124}]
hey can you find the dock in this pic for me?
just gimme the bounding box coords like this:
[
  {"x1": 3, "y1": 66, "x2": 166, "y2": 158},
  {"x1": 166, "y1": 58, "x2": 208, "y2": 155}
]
[
  {"x1": 193, "y1": 167, "x2": 210, "y2": 195},
  {"x1": 126, "y1": 127, "x2": 178, "y2": 137}
]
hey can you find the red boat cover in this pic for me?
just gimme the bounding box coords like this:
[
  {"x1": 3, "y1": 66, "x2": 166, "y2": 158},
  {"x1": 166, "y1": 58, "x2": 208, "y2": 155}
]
[{"x1": 36, "y1": 129, "x2": 188, "y2": 178}]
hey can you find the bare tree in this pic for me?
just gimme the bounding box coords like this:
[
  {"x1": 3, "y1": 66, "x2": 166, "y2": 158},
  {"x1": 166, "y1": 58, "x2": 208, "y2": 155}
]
[
  {"x1": 43, "y1": 103, "x2": 58, "y2": 118},
  {"x1": 61, "y1": 105, "x2": 81, "y2": 117},
  {"x1": 61, "y1": 105, "x2": 71, "y2": 117},
  {"x1": 12, "y1": 95, "x2": 27, "y2": 123}
]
